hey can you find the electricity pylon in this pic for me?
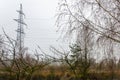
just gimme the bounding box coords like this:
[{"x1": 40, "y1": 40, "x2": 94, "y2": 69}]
[{"x1": 14, "y1": 4, "x2": 27, "y2": 54}]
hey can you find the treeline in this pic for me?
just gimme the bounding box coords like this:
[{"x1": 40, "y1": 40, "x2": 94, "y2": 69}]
[{"x1": 0, "y1": 32, "x2": 120, "y2": 80}]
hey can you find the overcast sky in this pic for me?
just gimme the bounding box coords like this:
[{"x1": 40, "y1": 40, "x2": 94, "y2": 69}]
[{"x1": 0, "y1": 0, "x2": 69, "y2": 53}]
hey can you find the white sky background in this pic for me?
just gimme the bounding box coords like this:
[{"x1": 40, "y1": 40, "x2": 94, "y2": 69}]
[{"x1": 0, "y1": 0, "x2": 69, "y2": 54}]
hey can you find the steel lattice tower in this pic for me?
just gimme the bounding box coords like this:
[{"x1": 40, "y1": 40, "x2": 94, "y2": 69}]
[{"x1": 14, "y1": 4, "x2": 27, "y2": 53}]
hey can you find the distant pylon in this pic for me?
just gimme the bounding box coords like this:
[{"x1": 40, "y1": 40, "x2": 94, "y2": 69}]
[{"x1": 14, "y1": 4, "x2": 27, "y2": 53}]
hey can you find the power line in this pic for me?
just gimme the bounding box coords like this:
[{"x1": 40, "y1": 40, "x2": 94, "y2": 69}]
[{"x1": 25, "y1": 17, "x2": 55, "y2": 21}]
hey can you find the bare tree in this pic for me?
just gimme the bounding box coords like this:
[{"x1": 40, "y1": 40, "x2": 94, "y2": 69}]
[
  {"x1": 0, "y1": 30, "x2": 52, "y2": 80},
  {"x1": 97, "y1": 18, "x2": 118, "y2": 80},
  {"x1": 56, "y1": 0, "x2": 120, "y2": 79},
  {"x1": 56, "y1": 0, "x2": 120, "y2": 42}
]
